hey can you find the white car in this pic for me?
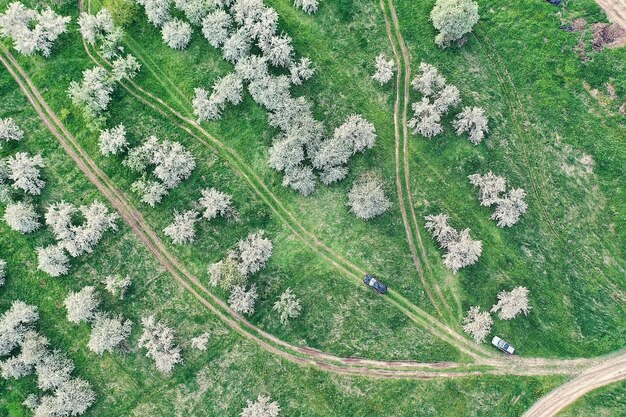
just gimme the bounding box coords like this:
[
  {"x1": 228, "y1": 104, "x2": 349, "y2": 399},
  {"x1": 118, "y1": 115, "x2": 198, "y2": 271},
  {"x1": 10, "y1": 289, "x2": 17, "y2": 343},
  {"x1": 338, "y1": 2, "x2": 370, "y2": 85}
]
[{"x1": 492, "y1": 336, "x2": 515, "y2": 355}]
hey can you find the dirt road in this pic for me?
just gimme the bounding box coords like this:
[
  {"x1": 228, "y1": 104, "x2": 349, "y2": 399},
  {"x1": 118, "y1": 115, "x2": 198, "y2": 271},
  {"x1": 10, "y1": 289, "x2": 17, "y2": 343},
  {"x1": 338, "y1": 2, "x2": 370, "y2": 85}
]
[
  {"x1": 523, "y1": 351, "x2": 626, "y2": 416},
  {"x1": 596, "y1": 0, "x2": 626, "y2": 30}
]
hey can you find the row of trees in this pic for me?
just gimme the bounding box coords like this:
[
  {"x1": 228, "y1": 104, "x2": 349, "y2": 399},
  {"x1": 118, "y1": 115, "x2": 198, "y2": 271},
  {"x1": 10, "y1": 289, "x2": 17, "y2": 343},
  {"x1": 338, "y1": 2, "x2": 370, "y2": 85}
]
[
  {"x1": 462, "y1": 286, "x2": 531, "y2": 343},
  {"x1": 424, "y1": 213, "x2": 482, "y2": 273},
  {"x1": 469, "y1": 172, "x2": 528, "y2": 227},
  {"x1": 0, "y1": 301, "x2": 96, "y2": 416},
  {"x1": 179, "y1": 0, "x2": 378, "y2": 195},
  {"x1": 0, "y1": 2, "x2": 70, "y2": 57},
  {"x1": 37, "y1": 200, "x2": 119, "y2": 277}
]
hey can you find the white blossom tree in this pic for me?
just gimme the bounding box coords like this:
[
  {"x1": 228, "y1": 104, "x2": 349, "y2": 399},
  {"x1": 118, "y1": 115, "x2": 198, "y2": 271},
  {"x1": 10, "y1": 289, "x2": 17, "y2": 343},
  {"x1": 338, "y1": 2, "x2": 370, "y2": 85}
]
[
  {"x1": 282, "y1": 165, "x2": 316, "y2": 196},
  {"x1": 87, "y1": 313, "x2": 132, "y2": 355},
  {"x1": 198, "y1": 187, "x2": 238, "y2": 221},
  {"x1": 78, "y1": 9, "x2": 115, "y2": 47},
  {"x1": 64, "y1": 286, "x2": 100, "y2": 324},
  {"x1": 103, "y1": 274, "x2": 132, "y2": 300},
  {"x1": 136, "y1": 0, "x2": 171, "y2": 27},
  {"x1": 0, "y1": 3, "x2": 70, "y2": 57},
  {"x1": 138, "y1": 316, "x2": 182, "y2": 374},
  {"x1": 124, "y1": 136, "x2": 196, "y2": 190},
  {"x1": 161, "y1": 18, "x2": 192, "y2": 50},
  {"x1": 0, "y1": 300, "x2": 39, "y2": 357},
  {"x1": 433, "y1": 84, "x2": 460, "y2": 114},
  {"x1": 17, "y1": 330, "x2": 48, "y2": 369},
  {"x1": 131, "y1": 180, "x2": 168, "y2": 207},
  {"x1": 36, "y1": 378, "x2": 95, "y2": 417},
  {"x1": 3, "y1": 201, "x2": 41, "y2": 233},
  {"x1": 174, "y1": 0, "x2": 213, "y2": 25},
  {"x1": 491, "y1": 188, "x2": 527, "y2": 227},
  {"x1": 293, "y1": 0, "x2": 319, "y2": 14},
  {"x1": 453, "y1": 106, "x2": 489, "y2": 145},
  {"x1": 491, "y1": 286, "x2": 531, "y2": 320},
  {"x1": 151, "y1": 140, "x2": 196, "y2": 189},
  {"x1": 235, "y1": 55, "x2": 269, "y2": 82},
  {"x1": 260, "y1": 33, "x2": 294, "y2": 67},
  {"x1": 347, "y1": 174, "x2": 391, "y2": 220},
  {"x1": 411, "y1": 62, "x2": 446, "y2": 97},
  {"x1": 35, "y1": 350, "x2": 74, "y2": 391},
  {"x1": 408, "y1": 97, "x2": 443, "y2": 138},
  {"x1": 99, "y1": 124, "x2": 128, "y2": 156},
  {"x1": 192, "y1": 87, "x2": 223, "y2": 122},
  {"x1": 273, "y1": 288, "x2": 301, "y2": 325},
  {"x1": 201, "y1": 9, "x2": 232, "y2": 48},
  {"x1": 222, "y1": 28, "x2": 252, "y2": 63},
  {"x1": 238, "y1": 231, "x2": 273, "y2": 276},
  {"x1": 6, "y1": 152, "x2": 45, "y2": 195},
  {"x1": 430, "y1": 0, "x2": 479, "y2": 48},
  {"x1": 372, "y1": 53, "x2": 394, "y2": 85},
  {"x1": 241, "y1": 394, "x2": 281, "y2": 417},
  {"x1": 462, "y1": 306, "x2": 492, "y2": 343},
  {"x1": 443, "y1": 228, "x2": 482, "y2": 273},
  {"x1": 45, "y1": 200, "x2": 118, "y2": 258},
  {"x1": 163, "y1": 209, "x2": 199, "y2": 244},
  {"x1": 213, "y1": 73, "x2": 244, "y2": 106},
  {"x1": 190, "y1": 332, "x2": 210, "y2": 351},
  {"x1": 208, "y1": 255, "x2": 247, "y2": 290},
  {"x1": 67, "y1": 67, "x2": 115, "y2": 121},
  {"x1": 229, "y1": 284, "x2": 258, "y2": 315},
  {"x1": 36, "y1": 245, "x2": 69, "y2": 277},
  {"x1": 424, "y1": 213, "x2": 459, "y2": 249},
  {"x1": 289, "y1": 57, "x2": 314, "y2": 85},
  {"x1": 111, "y1": 54, "x2": 142, "y2": 81},
  {"x1": 468, "y1": 172, "x2": 506, "y2": 207},
  {"x1": 0, "y1": 117, "x2": 24, "y2": 147}
]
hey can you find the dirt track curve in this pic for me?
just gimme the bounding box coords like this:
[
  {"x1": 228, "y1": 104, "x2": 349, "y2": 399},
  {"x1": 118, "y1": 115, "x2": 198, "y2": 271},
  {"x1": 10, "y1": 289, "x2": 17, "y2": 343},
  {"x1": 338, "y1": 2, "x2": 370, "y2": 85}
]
[
  {"x1": 523, "y1": 353, "x2": 626, "y2": 416},
  {"x1": 596, "y1": 0, "x2": 626, "y2": 30}
]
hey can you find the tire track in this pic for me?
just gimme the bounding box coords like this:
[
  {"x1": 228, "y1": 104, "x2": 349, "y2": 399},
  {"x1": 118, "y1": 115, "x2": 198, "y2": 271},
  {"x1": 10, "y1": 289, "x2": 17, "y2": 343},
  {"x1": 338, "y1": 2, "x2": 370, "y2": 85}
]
[{"x1": 382, "y1": 0, "x2": 457, "y2": 323}]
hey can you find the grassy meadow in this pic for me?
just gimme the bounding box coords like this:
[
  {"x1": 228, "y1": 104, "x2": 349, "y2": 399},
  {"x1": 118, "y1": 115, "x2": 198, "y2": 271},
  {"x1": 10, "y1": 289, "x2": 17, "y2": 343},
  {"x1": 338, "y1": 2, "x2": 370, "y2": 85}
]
[{"x1": 0, "y1": 0, "x2": 625, "y2": 415}]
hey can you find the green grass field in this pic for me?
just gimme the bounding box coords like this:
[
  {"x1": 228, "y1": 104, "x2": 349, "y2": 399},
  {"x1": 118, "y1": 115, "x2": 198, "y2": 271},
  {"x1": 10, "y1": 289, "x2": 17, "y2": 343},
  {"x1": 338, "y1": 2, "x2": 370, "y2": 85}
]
[
  {"x1": 558, "y1": 380, "x2": 626, "y2": 417},
  {"x1": 0, "y1": 0, "x2": 624, "y2": 415}
]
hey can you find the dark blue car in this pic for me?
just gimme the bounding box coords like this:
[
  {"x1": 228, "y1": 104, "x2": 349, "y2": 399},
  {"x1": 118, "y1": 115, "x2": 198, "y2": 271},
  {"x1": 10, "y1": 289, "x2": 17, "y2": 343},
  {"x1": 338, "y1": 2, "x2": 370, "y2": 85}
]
[{"x1": 363, "y1": 275, "x2": 388, "y2": 294}]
